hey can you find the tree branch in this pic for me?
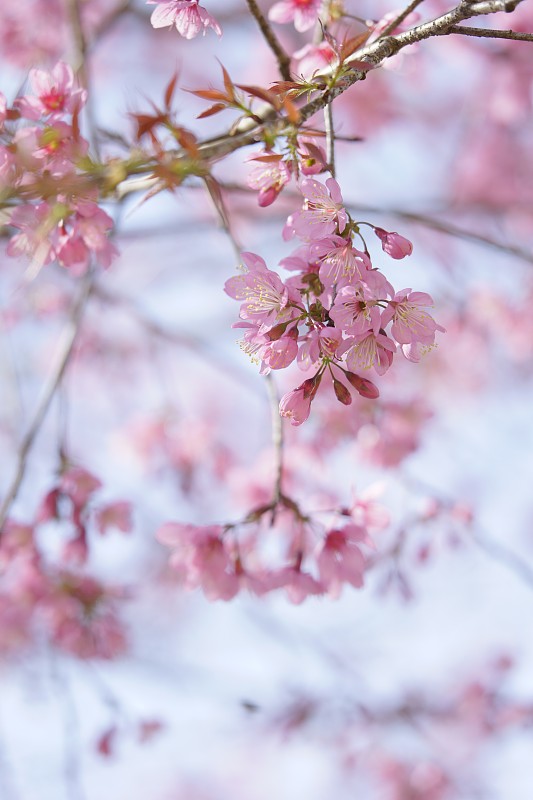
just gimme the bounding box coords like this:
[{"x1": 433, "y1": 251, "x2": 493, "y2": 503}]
[
  {"x1": 265, "y1": 373, "x2": 284, "y2": 517},
  {"x1": 244, "y1": 0, "x2": 292, "y2": 80},
  {"x1": 0, "y1": 272, "x2": 92, "y2": 531},
  {"x1": 324, "y1": 103, "x2": 336, "y2": 178}
]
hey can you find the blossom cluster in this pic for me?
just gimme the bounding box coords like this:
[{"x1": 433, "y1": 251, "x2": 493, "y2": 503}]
[
  {"x1": 0, "y1": 466, "x2": 131, "y2": 659},
  {"x1": 1, "y1": 62, "x2": 118, "y2": 274},
  {"x1": 226, "y1": 176, "x2": 444, "y2": 425},
  {"x1": 157, "y1": 490, "x2": 387, "y2": 603}
]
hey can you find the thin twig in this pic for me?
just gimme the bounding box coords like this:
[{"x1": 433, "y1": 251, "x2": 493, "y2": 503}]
[
  {"x1": 50, "y1": 657, "x2": 88, "y2": 800},
  {"x1": 0, "y1": 272, "x2": 92, "y2": 531},
  {"x1": 91, "y1": 283, "x2": 261, "y2": 395},
  {"x1": 446, "y1": 24, "x2": 533, "y2": 40},
  {"x1": 174, "y1": 180, "x2": 533, "y2": 265},
  {"x1": 244, "y1": 0, "x2": 292, "y2": 80},
  {"x1": 472, "y1": 532, "x2": 533, "y2": 591},
  {"x1": 378, "y1": 0, "x2": 428, "y2": 39},
  {"x1": 324, "y1": 103, "x2": 336, "y2": 178},
  {"x1": 265, "y1": 373, "x2": 284, "y2": 518},
  {"x1": 64, "y1": 0, "x2": 101, "y2": 159},
  {"x1": 203, "y1": 175, "x2": 242, "y2": 261},
  {"x1": 352, "y1": 205, "x2": 533, "y2": 263}
]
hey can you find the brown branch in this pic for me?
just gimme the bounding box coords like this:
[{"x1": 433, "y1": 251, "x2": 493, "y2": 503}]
[
  {"x1": 0, "y1": 271, "x2": 92, "y2": 531},
  {"x1": 91, "y1": 283, "x2": 261, "y2": 395},
  {"x1": 265, "y1": 373, "x2": 284, "y2": 517},
  {"x1": 64, "y1": 0, "x2": 101, "y2": 159},
  {"x1": 446, "y1": 24, "x2": 533, "y2": 40},
  {"x1": 352, "y1": 205, "x2": 533, "y2": 264},
  {"x1": 324, "y1": 103, "x2": 336, "y2": 178},
  {"x1": 244, "y1": 0, "x2": 292, "y2": 80}
]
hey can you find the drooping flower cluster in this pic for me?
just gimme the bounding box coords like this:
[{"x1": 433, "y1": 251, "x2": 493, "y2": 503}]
[
  {"x1": 226, "y1": 176, "x2": 444, "y2": 425},
  {"x1": 1, "y1": 62, "x2": 118, "y2": 273},
  {"x1": 157, "y1": 488, "x2": 387, "y2": 603},
  {"x1": 0, "y1": 465, "x2": 132, "y2": 659}
]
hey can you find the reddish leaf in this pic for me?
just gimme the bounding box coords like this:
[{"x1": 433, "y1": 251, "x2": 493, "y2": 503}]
[
  {"x1": 164, "y1": 71, "x2": 180, "y2": 110},
  {"x1": 197, "y1": 103, "x2": 228, "y2": 119}
]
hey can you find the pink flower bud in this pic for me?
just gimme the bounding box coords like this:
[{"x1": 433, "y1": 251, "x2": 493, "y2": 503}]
[
  {"x1": 333, "y1": 379, "x2": 352, "y2": 406},
  {"x1": 374, "y1": 227, "x2": 413, "y2": 259},
  {"x1": 345, "y1": 372, "x2": 380, "y2": 399}
]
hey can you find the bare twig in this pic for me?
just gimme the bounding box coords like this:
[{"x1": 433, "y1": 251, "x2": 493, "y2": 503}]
[
  {"x1": 446, "y1": 24, "x2": 533, "y2": 40},
  {"x1": 91, "y1": 283, "x2": 260, "y2": 395},
  {"x1": 472, "y1": 531, "x2": 533, "y2": 591},
  {"x1": 244, "y1": 0, "x2": 292, "y2": 80},
  {"x1": 352, "y1": 205, "x2": 533, "y2": 264},
  {"x1": 203, "y1": 175, "x2": 242, "y2": 261},
  {"x1": 324, "y1": 103, "x2": 336, "y2": 178},
  {"x1": 0, "y1": 272, "x2": 92, "y2": 531},
  {"x1": 265, "y1": 373, "x2": 284, "y2": 517},
  {"x1": 64, "y1": 0, "x2": 101, "y2": 159}
]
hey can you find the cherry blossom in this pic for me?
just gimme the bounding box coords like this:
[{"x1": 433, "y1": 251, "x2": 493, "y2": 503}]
[
  {"x1": 268, "y1": 0, "x2": 322, "y2": 33},
  {"x1": 147, "y1": 0, "x2": 221, "y2": 38}
]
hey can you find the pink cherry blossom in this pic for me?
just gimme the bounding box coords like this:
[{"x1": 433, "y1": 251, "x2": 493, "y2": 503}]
[
  {"x1": 316, "y1": 528, "x2": 367, "y2": 598},
  {"x1": 0, "y1": 92, "x2": 6, "y2": 128},
  {"x1": 268, "y1": 0, "x2": 322, "y2": 33},
  {"x1": 344, "y1": 330, "x2": 396, "y2": 375},
  {"x1": 247, "y1": 155, "x2": 291, "y2": 207},
  {"x1": 279, "y1": 385, "x2": 313, "y2": 427},
  {"x1": 15, "y1": 61, "x2": 86, "y2": 120},
  {"x1": 318, "y1": 238, "x2": 370, "y2": 287},
  {"x1": 381, "y1": 290, "x2": 444, "y2": 346},
  {"x1": 292, "y1": 41, "x2": 337, "y2": 80},
  {"x1": 6, "y1": 202, "x2": 56, "y2": 266},
  {"x1": 329, "y1": 284, "x2": 381, "y2": 336},
  {"x1": 286, "y1": 178, "x2": 348, "y2": 241},
  {"x1": 147, "y1": 1, "x2": 221, "y2": 39},
  {"x1": 224, "y1": 252, "x2": 295, "y2": 328}
]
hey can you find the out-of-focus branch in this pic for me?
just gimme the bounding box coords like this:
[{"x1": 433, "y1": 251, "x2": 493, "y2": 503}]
[
  {"x1": 0, "y1": 272, "x2": 92, "y2": 531},
  {"x1": 203, "y1": 175, "x2": 242, "y2": 261},
  {"x1": 265, "y1": 374, "x2": 284, "y2": 517},
  {"x1": 64, "y1": 0, "x2": 101, "y2": 159},
  {"x1": 91, "y1": 283, "x2": 261, "y2": 395},
  {"x1": 176, "y1": 180, "x2": 533, "y2": 265},
  {"x1": 244, "y1": 0, "x2": 292, "y2": 80}
]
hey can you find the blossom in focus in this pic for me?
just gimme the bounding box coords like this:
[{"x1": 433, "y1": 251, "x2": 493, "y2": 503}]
[
  {"x1": 285, "y1": 178, "x2": 347, "y2": 241},
  {"x1": 147, "y1": 0, "x2": 221, "y2": 38},
  {"x1": 381, "y1": 290, "x2": 444, "y2": 346},
  {"x1": 224, "y1": 252, "x2": 296, "y2": 328},
  {"x1": 268, "y1": 0, "x2": 322, "y2": 33}
]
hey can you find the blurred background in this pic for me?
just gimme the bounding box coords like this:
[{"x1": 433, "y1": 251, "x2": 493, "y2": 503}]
[{"x1": 1, "y1": 1, "x2": 533, "y2": 798}]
